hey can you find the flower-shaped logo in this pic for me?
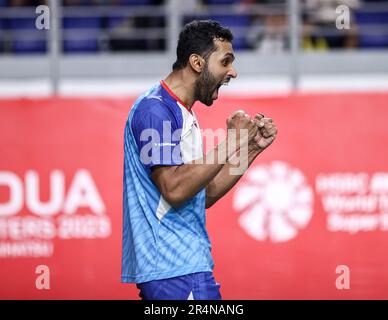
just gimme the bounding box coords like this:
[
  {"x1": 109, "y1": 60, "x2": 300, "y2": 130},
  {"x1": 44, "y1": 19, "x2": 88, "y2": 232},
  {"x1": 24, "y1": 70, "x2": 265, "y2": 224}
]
[{"x1": 233, "y1": 161, "x2": 314, "y2": 243}]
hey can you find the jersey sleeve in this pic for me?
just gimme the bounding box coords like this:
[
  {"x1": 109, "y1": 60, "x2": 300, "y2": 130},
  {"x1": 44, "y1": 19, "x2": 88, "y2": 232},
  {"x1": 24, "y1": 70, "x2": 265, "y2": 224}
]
[{"x1": 130, "y1": 101, "x2": 183, "y2": 170}]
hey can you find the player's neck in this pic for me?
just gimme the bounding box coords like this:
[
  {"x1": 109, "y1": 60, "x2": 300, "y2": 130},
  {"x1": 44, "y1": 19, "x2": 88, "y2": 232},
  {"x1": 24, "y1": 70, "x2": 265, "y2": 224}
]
[{"x1": 163, "y1": 71, "x2": 196, "y2": 110}]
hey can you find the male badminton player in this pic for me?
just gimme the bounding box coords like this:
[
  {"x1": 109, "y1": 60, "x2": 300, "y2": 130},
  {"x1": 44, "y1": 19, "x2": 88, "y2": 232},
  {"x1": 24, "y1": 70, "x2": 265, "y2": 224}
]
[{"x1": 121, "y1": 20, "x2": 277, "y2": 300}]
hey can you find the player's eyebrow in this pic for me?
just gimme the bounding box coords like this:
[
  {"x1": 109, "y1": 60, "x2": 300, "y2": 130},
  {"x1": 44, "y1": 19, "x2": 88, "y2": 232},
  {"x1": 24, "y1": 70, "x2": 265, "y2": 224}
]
[{"x1": 223, "y1": 53, "x2": 235, "y2": 62}]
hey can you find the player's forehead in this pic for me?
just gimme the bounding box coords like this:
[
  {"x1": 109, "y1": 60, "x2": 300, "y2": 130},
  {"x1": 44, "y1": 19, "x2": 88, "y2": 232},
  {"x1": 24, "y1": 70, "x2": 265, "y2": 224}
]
[{"x1": 211, "y1": 38, "x2": 235, "y2": 61}]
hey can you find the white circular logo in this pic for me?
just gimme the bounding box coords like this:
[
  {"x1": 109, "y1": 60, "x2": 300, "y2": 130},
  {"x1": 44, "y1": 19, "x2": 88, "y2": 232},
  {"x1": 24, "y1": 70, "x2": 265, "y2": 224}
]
[{"x1": 233, "y1": 161, "x2": 314, "y2": 243}]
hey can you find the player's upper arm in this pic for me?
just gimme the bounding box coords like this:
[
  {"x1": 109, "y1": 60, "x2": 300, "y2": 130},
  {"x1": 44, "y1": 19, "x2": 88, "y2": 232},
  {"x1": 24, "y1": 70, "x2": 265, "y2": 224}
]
[
  {"x1": 131, "y1": 100, "x2": 186, "y2": 207},
  {"x1": 150, "y1": 165, "x2": 187, "y2": 208}
]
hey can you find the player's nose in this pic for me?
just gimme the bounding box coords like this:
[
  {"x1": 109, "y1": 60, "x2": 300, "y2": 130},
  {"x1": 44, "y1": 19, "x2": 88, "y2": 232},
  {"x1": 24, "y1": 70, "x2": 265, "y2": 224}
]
[{"x1": 228, "y1": 65, "x2": 237, "y2": 79}]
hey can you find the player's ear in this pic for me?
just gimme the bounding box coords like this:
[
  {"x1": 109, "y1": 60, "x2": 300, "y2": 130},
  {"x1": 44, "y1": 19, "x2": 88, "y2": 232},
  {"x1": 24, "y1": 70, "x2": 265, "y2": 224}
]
[{"x1": 188, "y1": 54, "x2": 204, "y2": 74}]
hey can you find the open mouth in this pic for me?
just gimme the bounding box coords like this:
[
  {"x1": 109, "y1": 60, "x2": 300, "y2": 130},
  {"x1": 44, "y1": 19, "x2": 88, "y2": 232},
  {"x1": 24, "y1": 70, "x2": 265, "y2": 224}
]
[
  {"x1": 222, "y1": 77, "x2": 231, "y2": 86},
  {"x1": 212, "y1": 78, "x2": 231, "y2": 100},
  {"x1": 212, "y1": 83, "x2": 222, "y2": 100}
]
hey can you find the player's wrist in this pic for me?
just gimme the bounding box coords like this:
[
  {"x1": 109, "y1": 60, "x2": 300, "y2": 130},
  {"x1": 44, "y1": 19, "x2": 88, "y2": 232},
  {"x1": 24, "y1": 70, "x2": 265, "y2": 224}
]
[
  {"x1": 225, "y1": 137, "x2": 239, "y2": 161},
  {"x1": 248, "y1": 142, "x2": 264, "y2": 155}
]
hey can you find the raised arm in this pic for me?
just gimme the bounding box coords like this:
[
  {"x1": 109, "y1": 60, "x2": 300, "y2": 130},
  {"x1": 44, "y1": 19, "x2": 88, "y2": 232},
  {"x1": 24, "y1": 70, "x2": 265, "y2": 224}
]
[
  {"x1": 205, "y1": 114, "x2": 278, "y2": 208},
  {"x1": 150, "y1": 111, "x2": 258, "y2": 208}
]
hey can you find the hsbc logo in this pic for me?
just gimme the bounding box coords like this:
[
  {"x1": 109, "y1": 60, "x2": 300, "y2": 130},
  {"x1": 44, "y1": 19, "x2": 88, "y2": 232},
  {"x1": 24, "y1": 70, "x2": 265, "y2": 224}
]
[
  {"x1": 233, "y1": 161, "x2": 314, "y2": 243},
  {"x1": 233, "y1": 161, "x2": 388, "y2": 243}
]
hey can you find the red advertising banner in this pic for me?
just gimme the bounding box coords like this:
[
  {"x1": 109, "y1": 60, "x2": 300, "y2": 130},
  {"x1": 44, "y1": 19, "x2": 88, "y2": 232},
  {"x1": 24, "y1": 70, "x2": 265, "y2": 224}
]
[{"x1": 0, "y1": 92, "x2": 387, "y2": 299}]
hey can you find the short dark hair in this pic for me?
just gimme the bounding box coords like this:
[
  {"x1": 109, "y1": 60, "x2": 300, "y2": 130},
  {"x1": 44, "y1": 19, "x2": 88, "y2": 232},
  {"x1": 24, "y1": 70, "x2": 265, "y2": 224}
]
[{"x1": 172, "y1": 20, "x2": 233, "y2": 71}]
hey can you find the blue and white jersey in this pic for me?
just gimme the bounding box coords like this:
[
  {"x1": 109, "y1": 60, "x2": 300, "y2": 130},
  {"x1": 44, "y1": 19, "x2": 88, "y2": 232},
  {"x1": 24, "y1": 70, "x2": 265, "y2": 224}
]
[{"x1": 121, "y1": 80, "x2": 214, "y2": 284}]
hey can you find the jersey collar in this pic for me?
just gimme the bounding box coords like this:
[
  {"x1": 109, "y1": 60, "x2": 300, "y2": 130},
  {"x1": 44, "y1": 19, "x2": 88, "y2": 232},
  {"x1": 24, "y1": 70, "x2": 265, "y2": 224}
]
[{"x1": 160, "y1": 80, "x2": 192, "y2": 114}]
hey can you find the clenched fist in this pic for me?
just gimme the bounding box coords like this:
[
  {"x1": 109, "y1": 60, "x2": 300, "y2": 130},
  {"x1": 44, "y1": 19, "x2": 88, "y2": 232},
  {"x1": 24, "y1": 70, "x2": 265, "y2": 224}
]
[
  {"x1": 251, "y1": 113, "x2": 278, "y2": 150},
  {"x1": 226, "y1": 110, "x2": 258, "y2": 144}
]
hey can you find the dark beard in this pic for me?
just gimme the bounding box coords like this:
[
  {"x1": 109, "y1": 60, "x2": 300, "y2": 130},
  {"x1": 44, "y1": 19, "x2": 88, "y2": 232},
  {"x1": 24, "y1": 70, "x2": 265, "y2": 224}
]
[{"x1": 194, "y1": 65, "x2": 220, "y2": 106}]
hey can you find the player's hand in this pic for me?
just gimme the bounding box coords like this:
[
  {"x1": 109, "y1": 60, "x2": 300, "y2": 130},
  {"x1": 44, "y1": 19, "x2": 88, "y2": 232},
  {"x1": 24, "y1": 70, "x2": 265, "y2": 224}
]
[
  {"x1": 251, "y1": 113, "x2": 278, "y2": 150},
  {"x1": 226, "y1": 110, "x2": 258, "y2": 144}
]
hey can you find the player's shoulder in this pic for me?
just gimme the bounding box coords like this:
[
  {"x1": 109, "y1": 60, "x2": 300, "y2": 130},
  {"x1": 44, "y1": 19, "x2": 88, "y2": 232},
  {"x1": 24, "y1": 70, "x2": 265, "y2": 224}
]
[
  {"x1": 132, "y1": 84, "x2": 181, "y2": 122},
  {"x1": 133, "y1": 99, "x2": 172, "y2": 124}
]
